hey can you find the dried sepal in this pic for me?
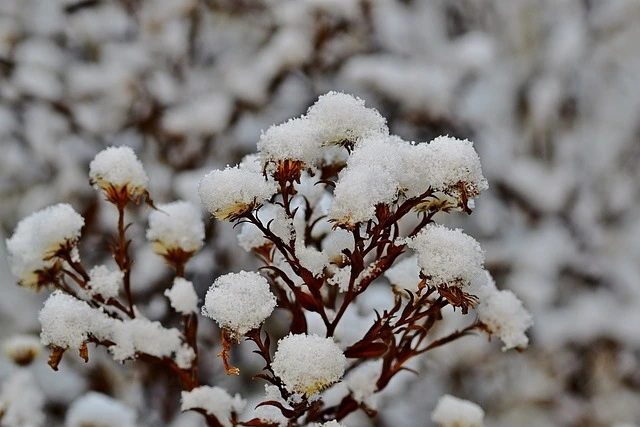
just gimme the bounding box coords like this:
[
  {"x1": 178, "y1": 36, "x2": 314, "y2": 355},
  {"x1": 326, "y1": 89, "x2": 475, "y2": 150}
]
[
  {"x1": 218, "y1": 329, "x2": 240, "y2": 376},
  {"x1": 79, "y1": 342, "x2": 89, "y2": 363},
  {"x1": 47, "y1": 345, "x2": 66, "y2": 371}
]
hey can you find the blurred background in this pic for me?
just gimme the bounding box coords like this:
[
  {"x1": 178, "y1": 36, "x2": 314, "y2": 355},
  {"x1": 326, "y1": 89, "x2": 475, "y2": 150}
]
[{"x1": 1, "y1": 0, "x2": 640, "y2": 426}]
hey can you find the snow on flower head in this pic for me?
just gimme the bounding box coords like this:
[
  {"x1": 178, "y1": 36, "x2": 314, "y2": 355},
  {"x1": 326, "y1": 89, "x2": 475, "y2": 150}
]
[
  {"x1": 404, "y1": 224, "x2": 485, "y2": 289},
  {"x1": 476, "y1": 276, "x2": 533, "y2": 351},
  {"x1": 201, "y1": 271, "x2": 277, "y2": 337},
  {"x1": 181, "y1": 386, "x2": 246, "y2": 427},
  {"x1": 39, "y1": 291, "x2": 112, "y2": 351},
  {"x1": 87, "y1": 265, "x2": 123, "y2": 299},
  {"x1": 258, "y1": 116, "x2": 323, "y2": 168},
  {"x1": 65, "y1": 392, "x2": 136, "y2": 427},
  {"x1": 3, "y1": 334, "x2": 42, "y2": 366},
  {"x1": 403, "y1": 224, "x2": 485, "y2": 312},
  {"x1": 328, "y1": 164, "x2": 398, "y2": 229},
  {"x1": 165, "y1": 277, "x2": 198, "y2": 315},
  {"x1": 199, "y1": 166, "x2": 277, "y2": 221},
  {"x1": 271, "y1": 333, "x2": 346, "y2": 397},
  {"x1": 6, "y1": 203, "x2": 84, "y2": 290},
  {"x1": 89, "y1": 145, "x2": 149, "y2": 204},
  {"x1": 147, "y1": 200, "x2": 205, "y2": 257},
  {"x1": 426, "y1": 136, "x2": 488, "y2": 207},
  {"x1": 431, "y1": 394, "x2": 484, "y2": 427},
  {"x1": 306, "y1": 91, "x2": 388, "y2": 149}
]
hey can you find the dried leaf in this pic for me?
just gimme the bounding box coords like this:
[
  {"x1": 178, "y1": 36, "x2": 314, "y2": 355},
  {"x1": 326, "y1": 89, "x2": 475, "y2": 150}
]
[
  {"x1": 47, "y1": 346, "x2": 66, "y2": 371},
  {"x1": 344, "y1": 341, "x2": 388, "y2": 359}
]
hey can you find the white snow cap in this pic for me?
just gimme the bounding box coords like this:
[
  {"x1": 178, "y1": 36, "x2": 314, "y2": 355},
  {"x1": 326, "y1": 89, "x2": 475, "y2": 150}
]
[
  {"x1": 65, "y1": 392, "x2": 136, "y2": 427},
  {"x1": 476, "y1": 275, "x2": 533, "y2": 351},
  {"x1": 39, "y1": 291, "x2": 112, "y2": 350},
  {"x1": 201, "y1": 271, "x2": 277, "y2": 336},
  {"x1": 426, "y1": 136, "x2": 488, "y2": 197},
  {"x1": 257, "y1": 92, "x2": 388, "y2": 167},
  {"x1": 431, "y1": 394, "x2": 484, "y2": 427},
  {"x1": 89, "y1": 145, "x2": 149, "y2": 197},
  {"x1": 88, "y1": 265, "x2": 123, "y2": 299},
  {"x1": 404, "y1": 224, "x2": 485, "y2": 289},
  {"x1": 258, "y1": 116, "x2": 324, "y2": 166},
  {"x1": 147, "y1": 200, "x2": 205, "y2": 255},
  {"x1": 6, "y1": 203, "x2": 84, "y2": 288},
  {"x1": 328, "y1": 164, "x2": 398, "y2": 228},
  {"x1": 165, "y1": 277, "x2": 198, "y2": 315},
  {"x1": 199, "y1": 166, "x2": 277, "y2": 221},
  {"x1": 305, "y1": 91, "x2": 388, "y2": 147},
  {"x1": 271, "y1": 333, "x2": 346, "y2": 396},
  {"x1": 181, "y1": 386, "x2": 246, "y2": 427}
]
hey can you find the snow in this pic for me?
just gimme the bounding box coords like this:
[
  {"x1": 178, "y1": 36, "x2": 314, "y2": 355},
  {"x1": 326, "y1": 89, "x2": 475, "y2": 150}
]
[
  {"x1": 431, "y1": 394, "x2": 484, "y2": 427},
  {"x1": 89, "y1": 146, "x2": 149, "y2": 198},
  {"x1": 328, "y1": 164, "x2": 398, "y2": 228},
  {"x1": 476, "y1": 277, "x2": 534, "y2": 351},
  {"x1": 65, "y1": 392, "x2": 136, "y2": 427},
  {"x1": 198, "y1": 166, "x2": 277, "y2": 221},
  {"x1": 403, "y1": 224, "x2": 485, "y2": 290},
  {"x1": 258, "y1": 116, "x2": 324, "y2": 167},
  {"x1": 39, "y1": 291, "x2": 112, "y2": 350},
  {"x1": 165, "y1": 277, "x2": 199, "y2": 315},
  {"x1": 384, "y1": 255, "x2": 421, "y2": 293},
  {"x1": 0, "y1": 370, "x2": 45, "y2": 427},
  {"x1": 295, "y1": 242, "x2": 329, "y2": 278},
  {"x1": 305, "y1": 91, "x2": 388, "y2": 147},
  {"x1": 346, "y1": 360, "x2": 381, "y2": 407},
  {"x1": 201, "y1": 271, "x2": 277, "y2": 337},
  {"x1": 422, "y1": 136, "x2": 488, "y2": 198},
  {"x1": 271, "y1": 333, "x2": 347, "y2": 396},
  {"x1": 87, "y1": 265, "x2": 123, "y2": 299},
  {"x1": 147, "y1": 200, "x2": 205, "y2": 255},
  {"x1": 6, "y1": 203, "x2": 84, "y2": 289},
  {"x1": 181, "y1": 386, "x2": 246, "y2": 427}
]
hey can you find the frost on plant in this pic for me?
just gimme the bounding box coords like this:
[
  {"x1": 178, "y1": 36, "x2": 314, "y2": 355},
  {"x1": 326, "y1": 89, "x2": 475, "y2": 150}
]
[{"x1": 5, "y1": 92, "x2": 532, "y2": 427}]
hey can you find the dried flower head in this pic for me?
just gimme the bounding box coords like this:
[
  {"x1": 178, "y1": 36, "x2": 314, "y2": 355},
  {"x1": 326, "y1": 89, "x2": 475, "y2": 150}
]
[
  {"x1": 271, "y1": 333, "x2": 347, "y2": 396},
  {"x1": 199, "y1": 166, "x2": 277, "y2": 221},
  {"x1": 3, "y1": 335, "x2": 42, "y2": 366},
  {"x1": 89, "y1": 146, "x2": 150, "y2": 205},
  {"x1": 6, "y1": 203, "x2": 84, "y2": 290}
]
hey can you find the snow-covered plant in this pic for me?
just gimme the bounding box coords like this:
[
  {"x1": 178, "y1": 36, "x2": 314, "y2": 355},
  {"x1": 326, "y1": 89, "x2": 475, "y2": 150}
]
[{"x1": 5, "y1": 93, "x2": 533, "y2": 427}]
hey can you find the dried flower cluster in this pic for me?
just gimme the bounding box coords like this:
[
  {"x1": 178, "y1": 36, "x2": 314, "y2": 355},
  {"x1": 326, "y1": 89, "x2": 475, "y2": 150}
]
[{"x1": 4, "y1": 93, "x2": 532, "y2": 427}]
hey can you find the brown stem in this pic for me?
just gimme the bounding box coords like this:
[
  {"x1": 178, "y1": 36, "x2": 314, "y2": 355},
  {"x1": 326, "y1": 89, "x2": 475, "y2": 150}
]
[{"x1": 115, "y1": 204, "x2": 135, "y2": 317}]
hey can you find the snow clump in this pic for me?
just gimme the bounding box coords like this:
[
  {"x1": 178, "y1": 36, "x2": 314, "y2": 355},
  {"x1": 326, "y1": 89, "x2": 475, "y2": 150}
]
[
  {"x1": 271, "y1": 333, "x2": 346, "y2": 396},
  {"x1": 201, "y1": 271, "x2": 277, "y2": 337}
]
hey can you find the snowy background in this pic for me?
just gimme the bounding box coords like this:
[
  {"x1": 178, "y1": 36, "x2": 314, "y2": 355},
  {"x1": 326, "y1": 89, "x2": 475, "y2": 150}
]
[{"x1": 1, "y1": 0, "x2": 640, "y2": 426}]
